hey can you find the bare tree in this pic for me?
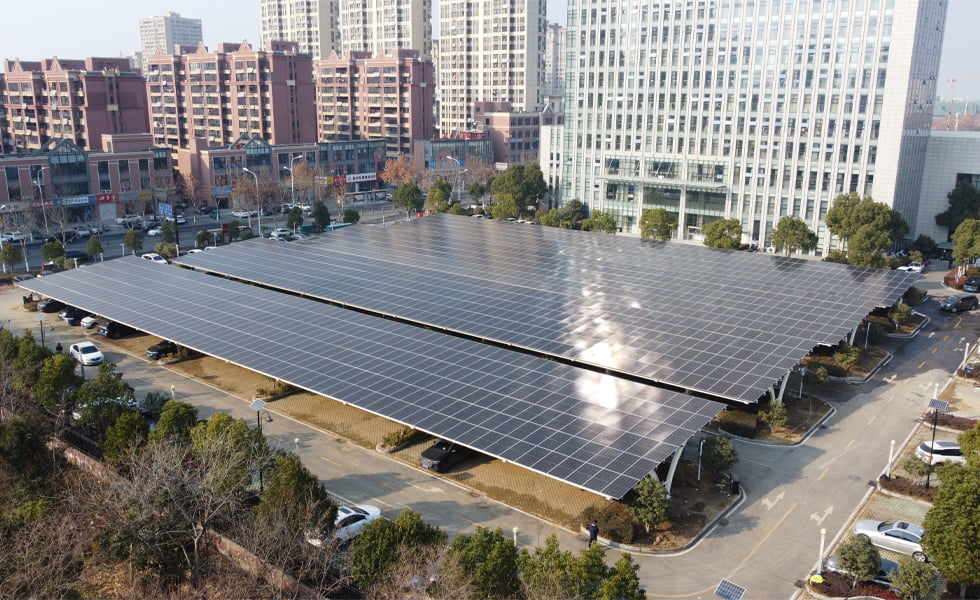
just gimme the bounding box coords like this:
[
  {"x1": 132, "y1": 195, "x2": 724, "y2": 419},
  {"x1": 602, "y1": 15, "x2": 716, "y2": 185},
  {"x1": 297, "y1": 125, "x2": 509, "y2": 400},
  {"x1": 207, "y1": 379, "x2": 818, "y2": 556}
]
[{"x1": 365, "y1": 545, "x2": 476, "y2": 600}]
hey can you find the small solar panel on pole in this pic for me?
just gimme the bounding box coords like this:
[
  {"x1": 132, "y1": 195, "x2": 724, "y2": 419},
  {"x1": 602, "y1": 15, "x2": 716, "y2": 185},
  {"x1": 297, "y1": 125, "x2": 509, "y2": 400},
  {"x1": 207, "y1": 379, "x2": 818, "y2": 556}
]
[{"x1": 714, "y1": 579, "x2": 746, "y2": 600}]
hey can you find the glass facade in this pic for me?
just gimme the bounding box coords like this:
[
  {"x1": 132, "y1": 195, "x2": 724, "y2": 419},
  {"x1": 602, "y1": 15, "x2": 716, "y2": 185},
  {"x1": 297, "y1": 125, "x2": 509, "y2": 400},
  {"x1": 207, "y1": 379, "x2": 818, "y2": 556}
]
[{"x1": 560, "y1": 0, "x2": 946, "y2": 250}]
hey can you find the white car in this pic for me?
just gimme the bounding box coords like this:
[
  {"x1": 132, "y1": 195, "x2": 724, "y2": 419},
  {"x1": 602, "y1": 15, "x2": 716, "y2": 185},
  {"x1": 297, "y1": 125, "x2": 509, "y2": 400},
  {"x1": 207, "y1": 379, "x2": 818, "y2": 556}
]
[
  {"x1": 853, "y1": 519, "x2": 928, "y2": 562},
  {"x1": 1, "y1": 231, "x2": 25, "y2": 242},
  {"x1": 69, "y1": 341, "x2": 105, "y2": 366},
  {"x1": 115, "y1": 215, "x2": 142, "y2": 226},
  {"x1": 231, "y1": 210, "x2": 258, "y2": 218},
  {"x1": 897, "y1": 262, "x2": 926, "y2": 273},
  {"x1": 915, "y1": 440, "x2": 966, "y2": 465},
  {"x1": 307, "y1": 505, "x2": 383, "y2": 547},
  {"x1": 165, "y1": 215, "x2": 187, "y2": 225},
  {"x1": 79, "y1": 315, "x2": 100, "y2": 329},
  {"x1": 146, "y1": 226, "x2": 163, "y2": 237},
  {"x1": 186, "y1": 248, "x2": 204, "y2": 254},
  {"x1": 141, "y1": 253, "x2": 168, "y2": 264},
  {"x1": 269, "y1": 228, "x2": 291, "y2": 240}
]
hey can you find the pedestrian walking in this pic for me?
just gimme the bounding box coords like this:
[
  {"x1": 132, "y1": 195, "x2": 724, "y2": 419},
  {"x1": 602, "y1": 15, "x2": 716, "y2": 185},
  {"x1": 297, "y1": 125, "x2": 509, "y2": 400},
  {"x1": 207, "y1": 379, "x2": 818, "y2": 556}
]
[
  {"x1": 587, "y1": 520, "x2": 599, "y2": 547},
  {"x1": 55, "y1": 342, "x2": 63, "y2": 354}
]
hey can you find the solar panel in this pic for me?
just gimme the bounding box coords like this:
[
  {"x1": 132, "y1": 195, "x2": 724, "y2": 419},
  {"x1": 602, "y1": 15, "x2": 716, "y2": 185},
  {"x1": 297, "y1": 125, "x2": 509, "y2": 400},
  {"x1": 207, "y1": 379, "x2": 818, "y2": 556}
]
[
  {"x1": 176, "y1": 214, "x2": 918, "y2": 403},
  {"x1": 714, "y1": 579, "x2": 746, "y2": 600},
  {"x1": 19, "y1": 258, "x2": 723, "y2": 499}
]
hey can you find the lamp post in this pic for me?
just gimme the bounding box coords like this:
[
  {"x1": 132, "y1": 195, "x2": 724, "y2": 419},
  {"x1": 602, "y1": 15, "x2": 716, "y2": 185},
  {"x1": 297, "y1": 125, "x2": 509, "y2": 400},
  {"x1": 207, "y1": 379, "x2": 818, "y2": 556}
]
[
  {"x1": 35, "y1": 313, "x2": 45, "y2": 346},
  {"x1": 446, "y1": 155, "x2": 467, "y2": 206},
  {"x1": 242, "y1": 168, "x2": 261, "y2": 236},
  {"x1": 33, "y1": 166, "x2": 50, "y2": 236},
  {"x1": 288, "y1": 154, "x2": 304, "y2": 206}
]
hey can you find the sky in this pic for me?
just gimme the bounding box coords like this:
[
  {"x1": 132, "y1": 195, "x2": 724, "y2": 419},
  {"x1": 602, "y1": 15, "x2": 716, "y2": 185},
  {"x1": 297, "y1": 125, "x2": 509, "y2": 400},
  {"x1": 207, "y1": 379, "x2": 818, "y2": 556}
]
[{"x1": 0, "y1": 0, "x2": 978, "y2": 99}]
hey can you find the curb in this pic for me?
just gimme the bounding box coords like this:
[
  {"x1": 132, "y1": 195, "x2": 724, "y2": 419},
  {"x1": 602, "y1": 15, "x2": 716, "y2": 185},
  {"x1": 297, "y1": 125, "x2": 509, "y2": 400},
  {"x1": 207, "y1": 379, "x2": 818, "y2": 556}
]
[
  {"x1": 717, "y1": 404, "x2": 837, "y2": 448},
  {"x1": 886, "y1": 311, "x2": 929, "y2": 339},
  {"x1": 828, "y1": 351, "x2": 892, "y2": 385},
  {"x1": 577, "y1": 483, "x2": 747, "y2": 556}
]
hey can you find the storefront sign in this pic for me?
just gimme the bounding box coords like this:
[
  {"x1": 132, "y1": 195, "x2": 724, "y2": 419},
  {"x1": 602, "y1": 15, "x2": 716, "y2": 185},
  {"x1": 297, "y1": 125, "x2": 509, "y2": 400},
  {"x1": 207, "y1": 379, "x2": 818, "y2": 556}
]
[
  {"x1": 96, "y1": 193, "x2": 118, "y2": 204},
  {"x1": 58, "y1": 195, "x2": 95, "y2": 207},
  {"x1": 346, "y1": 172, "x2": 377, "y2": 184}
]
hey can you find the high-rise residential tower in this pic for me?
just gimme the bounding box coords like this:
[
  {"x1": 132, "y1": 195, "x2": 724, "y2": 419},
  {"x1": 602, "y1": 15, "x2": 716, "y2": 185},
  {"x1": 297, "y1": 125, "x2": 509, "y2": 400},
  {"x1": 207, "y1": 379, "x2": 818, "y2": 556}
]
[
  {"x1": 260, "y1": 0, "x2": 340, "y2": 60},
  {"x1": 139, "y1": 12, "x2": 203, "y2": 64},
  {"x1": 561, "y1": 0, "x2": 947, "y2": 248},
  {"x1": 340, "y1": 0, "x2": 433, "y2": 60},
  {"x1": 544, "y1": 22, "x2": 566, "y2": 97},
  {"x1": 438, "y1": 0, "x2": 547, "y2": 137}
]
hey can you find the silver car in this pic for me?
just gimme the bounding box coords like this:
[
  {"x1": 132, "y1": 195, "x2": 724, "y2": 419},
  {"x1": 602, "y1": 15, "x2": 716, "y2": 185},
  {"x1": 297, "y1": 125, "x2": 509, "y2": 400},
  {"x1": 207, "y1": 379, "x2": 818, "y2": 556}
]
[{"x1": 853, "y1": 519, "x2": 928, "y2": 561}]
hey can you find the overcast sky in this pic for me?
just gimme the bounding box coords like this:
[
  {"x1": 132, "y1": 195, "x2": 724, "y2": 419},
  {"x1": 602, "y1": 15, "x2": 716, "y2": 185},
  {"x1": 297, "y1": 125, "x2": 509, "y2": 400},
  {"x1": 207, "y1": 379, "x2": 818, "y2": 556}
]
[{"x1": 0, "y1": 0, "x2": 977, "y2": 98}]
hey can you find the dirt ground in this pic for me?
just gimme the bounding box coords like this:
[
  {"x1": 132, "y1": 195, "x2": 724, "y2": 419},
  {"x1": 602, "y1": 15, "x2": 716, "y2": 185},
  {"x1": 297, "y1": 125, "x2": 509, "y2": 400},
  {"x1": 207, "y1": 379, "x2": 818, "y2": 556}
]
[{"x1": 102, "y1": 331, "x2": 739, "y2": 548}]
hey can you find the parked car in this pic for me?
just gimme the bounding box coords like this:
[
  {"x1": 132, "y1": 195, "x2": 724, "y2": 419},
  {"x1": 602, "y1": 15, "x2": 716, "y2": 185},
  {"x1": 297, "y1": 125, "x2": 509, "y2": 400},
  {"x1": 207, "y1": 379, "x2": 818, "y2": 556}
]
[
  {"x1": 962, "y1": 277, "x2": 980, "y2": 293},
  {"x1": 419, "y1": 440, "x2": 477, "y2": 472},
  {"x1": 64, "y1": 249, "x2": 88, "y2": 261},
  {"x1": 97, "y1": 321, "x2": 135, "y2": 339},
  {"x1": 59, "y1": 306, "x2": 89, "y2": 326},
  {"x1": 69, "y1": 341, "x2": 105, "y2": 366},
  {"x1": 79, "y1": 315, "x2": 100, "y2": 329},
  {"x1": 306, "y1": 505, "x2": 383, "y2": 547},
  {"x1": 146, "y1": 226, "x2": 163, "y2": 237},
  {"x1": 141, "y1": 253, "x2": 168, "y2": 264},
  {"x1": 1, "y1": 231, "x2": 25, "y2": 242},
  {"x1": 824, "y1": 554, "x2": 898, "y2": 588},
  {"x1": 938, "y1": 294, "x2": 978, "y2": 312},
  {"x1": 146, "y1": 340, "x2": 179, "y2": 360},
  {"x1": 231, "y1": 209, "x2": 258, "y2": 218},
  {"x1": 852, "y1": 520, "x2": 928, "y2": 561},
  {"x1": 915, "y1": 440, "x2": 966, "y2": 465},
  {"x1": 12, "y1": 274, "x2": 35, "y2": 283},
  {"x1": 115, "y1": 215, "x2": 142, "y2": 226},
  {"x1": 37, "y1": 298, "x2": 65, "y2": 313},
  {"x1": 186, "y1": 248, "x2": 204, "y2": 254},
  {"x1": 269, "y1": 228, "x2": 291, "y2": 240}
]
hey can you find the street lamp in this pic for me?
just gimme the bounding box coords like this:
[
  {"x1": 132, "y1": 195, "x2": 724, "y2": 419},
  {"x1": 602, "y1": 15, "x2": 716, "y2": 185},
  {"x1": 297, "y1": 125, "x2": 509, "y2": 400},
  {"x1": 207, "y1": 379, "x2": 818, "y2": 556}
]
[
  {"x1": 445, "y1": 155, "x2": 467, "y2": 205},
  {"x1": 287, "y1": 154, "x2": 304, "y2": 206},
  {"x1": 33, "y1": 166, "x2": 50, "y2": 236},
  {"x1": 241, "y1": 167, "x2": 261, "y2": 236}
]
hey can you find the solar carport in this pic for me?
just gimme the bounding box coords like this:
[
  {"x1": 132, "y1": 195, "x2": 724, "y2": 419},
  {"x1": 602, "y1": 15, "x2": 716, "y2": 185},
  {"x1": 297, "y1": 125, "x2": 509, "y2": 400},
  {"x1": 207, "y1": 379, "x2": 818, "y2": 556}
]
[{"x1": 20, "y1": 214, "x2": 918, "y2": 499}]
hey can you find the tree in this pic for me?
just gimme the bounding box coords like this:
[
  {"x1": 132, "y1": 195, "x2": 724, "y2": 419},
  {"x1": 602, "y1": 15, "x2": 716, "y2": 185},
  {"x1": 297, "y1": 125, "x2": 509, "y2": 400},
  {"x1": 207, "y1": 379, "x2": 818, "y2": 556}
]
[
  {"x1": 0, "y1": 243, "x2": 23, "y2": 272},
  {"x1": 0, "y1": 415, "x2": 56, "y2": 486},
  {"x1": 701, "y1": 436, "x2": 738, "y2": 476},
  {"x1": 958, "y1": 422, "x2": 980, "y2": 470},
  {"x1": 908, "y1": 235, "x2": 938, "y2": 260},
  {"x1": 159, "y1": 220, "x2": 177, "y2": 245},
  {"x1": 467, "y1": 182, "x2": 486, "y2": 203},
  {"x1": 627, "y1": 476, "x2": 668, "y2": 533},
  {"x1": 350, "y1": 509, "x2": 447, "y2": 590},
  {"x1": 598, "y1": 553, "x2": 646, "y2": 600},
  {"x1": 102, "y1": 412, "x2": 149, "y2": 465},
  {"x1": 490, "y1": 194, "x2": 521, "y2": 220},
  {"x1": 951, "y1": 218, "x2": 980, "y2": 264},
  {"x1": 343, "y1": 208, "x2": 361, "y2": 224},
  {"x1": 890, "y1": 555, "x2": 938, "y2": 600},
  {"x1": 922, "y1": 464, "x2": 980, "y2": 597},
  {"x1": 32, "y1": 354, "x2": 82, "y2": 427},
  {"x1": 826, "y1": 193, "x2": 909, "y2": 262},
  {"x1": 286, "y1": 206, "x2": 304, "y2": 232},
  {"x1": 888, "y1": 302, "x2": 913, "y2": 327},
  {"x1": 84, "y1": 236, "x2": 103, "y2": 259},
  {"x1": 381, "y1": 155, "x2": 417, "y2": 187},
  {"x1": 196, "y1": 228, "x2": 211, "y2": 248},
  {"x1": 834, "y1": 342, "x2": 860, "y2": 368},
  {"x1": 639, "y1": 208, "x2": 677, "y2": 241},
  {"x1": 312, "y1": 200, "x2": 331, "y2": 232},
  {"x1": 427, "y1": 185, "x2": 452, "y2": 213},
  {"x1": 582, "y1": 210, "x2": 618, "y2": 233},
  {"x1": 11, "y1": 331, "x2": 53, "y2": 395},
  {"x1": 227, "y1": 220, "x2": 241, "y2": 241},
  {"x1": 392, "y1": 182, "x2": 424, "y2": 217},
  {"x1": 446, "y1": 527, "x2": 520, "y2": 599},
  {"x1": 490, "y1": 164, "x2": 545, "y2": 216},
  {"x1": 557, "y1": 200, "x2": 586, "y2": 228},
  {"x1": 702, "y1": 218, "x2": 742, "y2": 249},
  {"x1": 255, "y1": 453, "x2": 335, "y2": 531},
  {"x1": 40, "y1": 241, "x2": 65, "y2": 263},
  {"x1": 154, "y1": 241, "x2": 178, "y2": 260},
  {"x1": 518, "y1": 535, "x2": 582, "y2": 600},
  {"x1": 147, "y1": 400, "x2": 198, "y2": 446},
  {"x1": 123, "y1": 229, "x2": 143, "y2": 256},
  {"x1": 935, "y1": 182, "x2": 980, "y2": 236},
  {"x1": 770, "y1": 216, "x2": 818, "y2": 256},
  {"x1": 73, "y1": 362, "x2": 136, "y2": 440},
  {"x1": 836, "y1": 534, "x2": 882, "y2": 587}
]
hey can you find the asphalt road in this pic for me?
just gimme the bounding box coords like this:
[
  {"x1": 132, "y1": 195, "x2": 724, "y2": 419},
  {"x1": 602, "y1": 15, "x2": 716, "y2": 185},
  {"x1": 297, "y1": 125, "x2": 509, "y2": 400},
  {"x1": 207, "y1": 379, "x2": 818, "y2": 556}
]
[{"x1": 2, "y1": 261, "x2": 970, "y2": 598}]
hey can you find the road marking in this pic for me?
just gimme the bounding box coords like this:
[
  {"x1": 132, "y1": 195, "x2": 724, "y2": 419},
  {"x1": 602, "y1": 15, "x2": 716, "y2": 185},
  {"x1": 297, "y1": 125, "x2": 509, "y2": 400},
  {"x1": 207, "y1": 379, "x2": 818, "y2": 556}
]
[
  {"x1": 918, "y1": 361, "x2": 926, "y2": 369},
  {"x1": 866, "y1": 415, "x2": 876, "y2": 425},
  {"x1": 883, "y1": 374, "x2": 897, "y2": 383},
  {"x1": 647, "y1": 503, "x2": 799, "y2": 599},
  {"x1": 931, "y1": 347, "x2": 938, "y2": 355},
  {"x1": 929, "y1": 332, "x2": 936, "y2": 339},
  {"x1": 810, "y1": 505, "x2": 834, "y2": 526},
  {"x1": 817, "y1": 466, "x2": 830, "y2": 481},
  {"x1": 319, "y1": 456, "x2": 342, "y2": 468},
  {"x1": 942, "y1": 334, "x2": 949, "y2": 341},
  {"x1": 761, "y1": 491, "x2": 785, "y2": 510}
]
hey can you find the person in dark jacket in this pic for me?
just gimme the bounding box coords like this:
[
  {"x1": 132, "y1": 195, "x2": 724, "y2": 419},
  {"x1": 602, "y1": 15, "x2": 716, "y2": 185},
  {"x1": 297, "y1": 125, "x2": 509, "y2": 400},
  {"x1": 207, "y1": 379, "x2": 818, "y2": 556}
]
[{"x1": 587, "y1": 521, "x2": 599, "y2": 547}]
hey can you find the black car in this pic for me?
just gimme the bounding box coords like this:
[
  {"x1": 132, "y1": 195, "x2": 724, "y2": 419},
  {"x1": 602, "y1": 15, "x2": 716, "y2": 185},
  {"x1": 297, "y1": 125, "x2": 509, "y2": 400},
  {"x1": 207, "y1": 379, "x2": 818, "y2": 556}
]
[
  {"x1": 939, "y1": 294, "x2": 979, "y2": 312},
  {"x1": 146, "y1": 340, "x2": 179, "y2": 360},
  {"x1": 37, "y1": 298, "x2": 65, "y2": 313},
  {"x1": 97, "y1": 321, "x2": 135, "y2": 339},
  {"x1": 419, "y1": 440, "x2": 476, "y2": 472},
  {"x1": 963, "y1": 277, "x2": 980, "y2": 293},
  {"x1": 58, "y1": 306, "x2": 89, "y2": 326},
  {"x1": 64, "y1": 249, "x2": 88, "y2": 261}
]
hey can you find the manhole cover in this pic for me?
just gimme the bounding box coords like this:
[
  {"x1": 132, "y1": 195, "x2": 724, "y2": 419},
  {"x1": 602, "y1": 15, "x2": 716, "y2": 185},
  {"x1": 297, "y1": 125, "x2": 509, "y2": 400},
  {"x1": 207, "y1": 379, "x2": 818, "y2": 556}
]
[{"x1": 718, "y1": 518, "x2": 729, "y2": 526}]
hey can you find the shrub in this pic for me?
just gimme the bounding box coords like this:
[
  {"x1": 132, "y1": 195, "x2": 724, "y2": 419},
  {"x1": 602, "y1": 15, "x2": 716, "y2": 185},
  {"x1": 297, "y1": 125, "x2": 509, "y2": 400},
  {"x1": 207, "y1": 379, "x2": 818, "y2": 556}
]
[
  {"x1": 901, "y1": 455, "x2": 932, "y2": 484},
  {"x1": 834, "y1": 343, "x2": 860, "y2": 369},
  {"x1": 140, "y1": 391, "x2": 169, "y2": 421},
  {"x1": 902, "y1": 287, "x2": 927, "y2": 308},
  {"x1": 888, "y1": 302, "x2": 913, "y2": 326},
  {"x1": 580, "y1": 502, "x2": 634, "y2": 544},
  {"x1": 701, "y1": 436, "x2": 738, "y2": 476},
  {"x1": 878, "y1": 475, "x2": 938, "y2": 502},
  {"x1": 381, "y1": 426, "x2": 418, "y2": 448},
  {"x1": 759, "y1": 401, "x2": 788, "y2": 430},
  {"x1": 714, "y1": 407, "x2": 758, "y2": 437},
  {"x1": 921, "y1": 410, "x2": 977, "y2": 431}
]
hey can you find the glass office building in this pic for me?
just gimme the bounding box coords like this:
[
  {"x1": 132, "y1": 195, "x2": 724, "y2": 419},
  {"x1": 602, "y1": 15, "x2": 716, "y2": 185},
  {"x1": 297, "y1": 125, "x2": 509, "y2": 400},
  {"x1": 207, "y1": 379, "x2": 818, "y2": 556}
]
[{"x1": 561, "y1": 0, "x2": 946, "y2": 250}]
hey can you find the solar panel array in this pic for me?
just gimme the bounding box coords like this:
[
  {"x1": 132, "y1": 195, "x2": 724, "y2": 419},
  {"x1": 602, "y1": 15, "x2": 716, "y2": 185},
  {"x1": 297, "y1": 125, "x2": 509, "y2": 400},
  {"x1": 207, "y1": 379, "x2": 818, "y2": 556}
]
[
  {"x1": 176, "y1": 214, "x2": 919, "y2": 402},
  {"x1": 20, "y1": 258, "x2": 723, "y2": 499}
]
